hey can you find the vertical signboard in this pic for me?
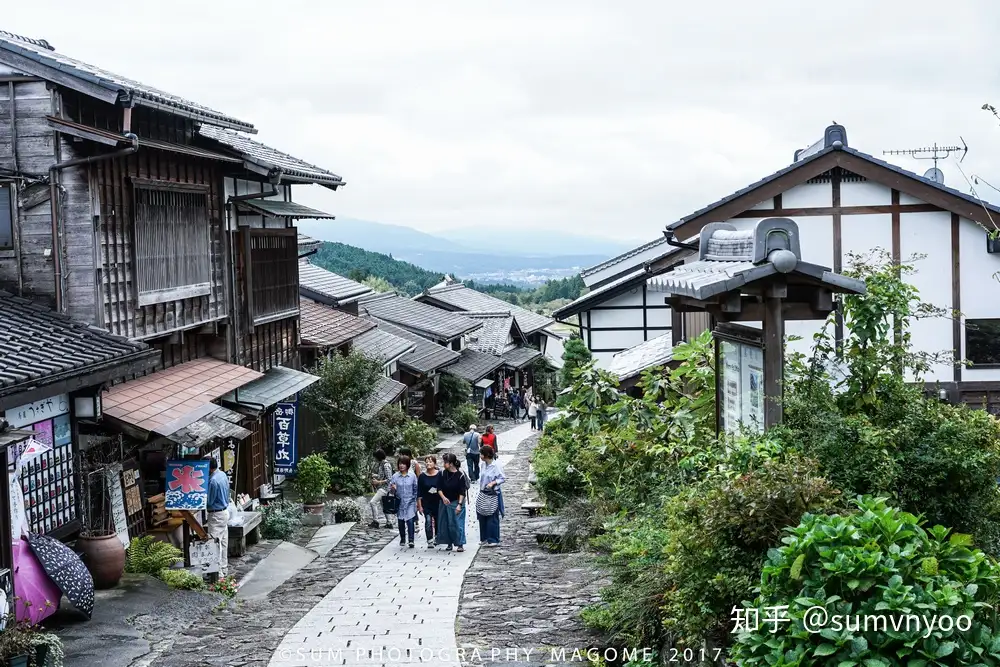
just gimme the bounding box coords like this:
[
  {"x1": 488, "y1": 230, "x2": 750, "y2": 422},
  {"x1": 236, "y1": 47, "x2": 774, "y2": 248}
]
[
  {"x1": 715, "y1": 324, "x2": 766, "y2": 435},
  {"x1": 273, "y1": 402, "x2": 298, "y2": 476},
  {"x1": 105, "y1": 464, "x2": 130, "y2": 549}
]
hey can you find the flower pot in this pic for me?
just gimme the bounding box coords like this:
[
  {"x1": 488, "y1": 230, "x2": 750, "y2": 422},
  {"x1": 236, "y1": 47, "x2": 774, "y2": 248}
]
[
  {"x1": 6, "y1": 654, "x2": 29, "y2": 667},
  {"x1": 303, "y1": 503, "x2": 324, "y2": 515},
  {"x1": 77, "y1": 533, "x2": 125, "y2": 589}
]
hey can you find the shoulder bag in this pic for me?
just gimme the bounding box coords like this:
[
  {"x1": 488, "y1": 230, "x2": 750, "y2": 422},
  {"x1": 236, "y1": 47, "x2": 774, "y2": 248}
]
[
  {"x1": 381, "y1": 481, "x2": 400, "y2": 515},
  {"x1": 476, "y1": 484, "x2": 499, "y2": 516}
]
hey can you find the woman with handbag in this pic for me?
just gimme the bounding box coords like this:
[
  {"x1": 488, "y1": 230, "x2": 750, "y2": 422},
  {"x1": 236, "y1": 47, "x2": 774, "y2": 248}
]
[
  {"x1": 435, "y1": 453, "x2": 467, "y2": 552},
  {"x1": 476, "y1": 444, "x2": 506, "y2": 546},
  {"x1": 367, "y1": 449, "x2": 395, "y2": 529},
  {"x1": 389, "y1": 455, "x2": 419, "y2": 548}
]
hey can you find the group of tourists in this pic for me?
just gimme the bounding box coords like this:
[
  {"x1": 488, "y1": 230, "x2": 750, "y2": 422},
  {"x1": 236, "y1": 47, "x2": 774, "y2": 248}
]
[
  {"x1": 367, "y1": 435, "x2": 506, "y2": 551},
  {"x1": 501, "y1": 386, "x2": 548, "y2": 430}
]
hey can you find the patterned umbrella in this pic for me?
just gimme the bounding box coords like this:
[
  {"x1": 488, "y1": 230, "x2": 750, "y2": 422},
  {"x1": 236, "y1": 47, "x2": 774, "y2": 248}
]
[
  {"x1": 12, "y1": 538, "x2": 60, "y2": 624},
  {"x1": 26, "y1": 533, "x2": 94, "y2": 619}
]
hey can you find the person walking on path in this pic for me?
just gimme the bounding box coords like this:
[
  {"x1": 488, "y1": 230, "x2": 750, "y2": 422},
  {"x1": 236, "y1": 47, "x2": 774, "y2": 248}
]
[
  {"x1": 481, "y1": 425, "x2": 498, "y2": 455},
  {"x1": 476, "y1": 445, "x2": 505, "y2": 546},
  {"x1": 416, "y1": 455, "x2": 441, "y2": 548},
  {"x1": 367, "y1": 449, "x2": 395, "y2": 529},
  {"x1": 436, "y1": 453, "x2": 468, "y2": 552},
  {"x1": 206, "y1": 457, "x2": 230, "y2": 576},
  {"x1": 390, "y1": 455, "x2": 419, "y2": 548},
  {"x1": 537, "y1": 399, "x2": 548, "y2": 432},
  {"x1": 528, "y1": 399, "x2": 537, "y2": 430},
  {"x1": 510, "y1": 391, "x2": 522, "y2": 423},
  {"x1": 398, "y1": 447, "x2": 421, "y2": 477},
  {"x1": 463, "y1": 424, "x2": 482, "y2": 482}
]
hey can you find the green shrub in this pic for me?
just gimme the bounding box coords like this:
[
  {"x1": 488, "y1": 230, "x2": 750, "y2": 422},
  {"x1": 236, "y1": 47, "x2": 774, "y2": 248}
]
[
  {"x1": 450, "y1": 403, "x2": 479, "y2": 432},
  {"x1": 731, "y1": 497, "x2": 1000, "y2": 666},
  {"x1": 329, "y1": 499, "x2": 363, "y2": 523},
  {"x1": 125, "y1": 536, "x2": 182, "y2": 575},
  {"x1": 436, "y1": 416, "x2": 459, "y2": 433},
  {"x1": 260, "y1": 499, "x2": 300, "y2": 540},
  {"x1": 438, "y1": 375, "x2": 471, "y2": 415},
  {"x1": 401, "y1": 418, "x2": 437, "y2": 456},
  {"x1": 324, "y1": 430, "x2": 368, "y2": 495},
  {"x1": 295, "y1": 453, "x2": 333, "y2": 504},
  {"x1": 158, "y1": 568, "x2": 206, "y2": 590},
  {"x1": 531, "y1": 420, "x2": 585, "y2": 509}
]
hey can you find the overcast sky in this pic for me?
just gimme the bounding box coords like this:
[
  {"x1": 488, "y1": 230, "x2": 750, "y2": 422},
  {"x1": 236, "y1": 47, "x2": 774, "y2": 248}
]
[{"x1": 11, "y1": 1, "x2": 1000, "y2": 242}]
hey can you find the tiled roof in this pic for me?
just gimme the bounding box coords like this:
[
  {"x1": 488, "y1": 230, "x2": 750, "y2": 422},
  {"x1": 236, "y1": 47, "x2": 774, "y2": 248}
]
[
  {"x1": 604, "y1": 334, "x2": 676, "y2": 382},
  {"x1": 442, "y1": 348, "x2": 504, "y2": 383},
  {"x1": 580, "y1": 237, "x2": 671, "y2": 278},
  {"x1": 500, "y1": 346, "x2": 542, "y2": 370},
  {"x1": 367, "y1": 318, "x2": 461, "y2": 375},
  {"x1": 553, "y1": 267, "x2": 649, "y2": 320},
  {"x1": 0, "y1": 293, "x2": 159, "y2": 402},
  {"x1": 352, "y1": 328, "x2": 417, "y2": 367},
  {"x1": 419, "y1": 284, "x2": 554, "y2": 335},
  {"x1": 103, "y1": 358, "x2": 262, "y2": 434},
  {"x1": 359, "y1": 293, "x2": 482, "y2": 341},
  {"x1": 298, "y1": 234, "x2": 323, "y2": 254},
  {"x1": 299, "y1": 261, "x2": 374, "y2": 306},
  {"x1": 237, "y1": 200, "x2": 335, "y2": 219},
  {"x1": 359, "y1": 376, "x2": 407, "y2": 421},
  {"x1": 0, "y1": 30, "x2": 253, "y2": 132},
  {"x1": 198, "y1": 125, "x2": 343, "y2": 188},
  {"x1": 220, "y1": 366, "x2": 320, "y2": 410},
  {"x1": 299, "y1": 298, "x2": 376, "y2": 348},
  {"x1": 465, "y1": 312, "x2": 515, "y2": 356},
  {"x1": 168, "y1": 405, "x2": 251, "y2": 449}
]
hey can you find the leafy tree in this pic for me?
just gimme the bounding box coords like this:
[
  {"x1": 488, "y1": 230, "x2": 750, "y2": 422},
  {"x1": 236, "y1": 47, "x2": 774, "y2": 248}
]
[
  {"x1": 558, "y1": 335, "x2": 593, "y2": 390},
  {"x1": 313, "y1": 242, "x2": 443, "y2": 292},
  {"x1": 400, "y1": 280, "x2": 422, "y2": 297},
  {"x1": 362, "y1": 275, "x2": 393, "y2": 293}
]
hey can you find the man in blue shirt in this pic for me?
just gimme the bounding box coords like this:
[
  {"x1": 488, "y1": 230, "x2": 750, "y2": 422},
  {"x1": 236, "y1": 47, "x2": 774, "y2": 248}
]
[{"x1": 205, "y1": 458, "x2": 230, "y2": 577}]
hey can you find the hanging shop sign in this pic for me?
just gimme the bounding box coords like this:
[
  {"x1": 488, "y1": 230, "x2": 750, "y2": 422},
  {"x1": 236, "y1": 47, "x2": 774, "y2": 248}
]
[
  {"x1": 165, "y1": 460, "x2": 210, "y2": 511},
  {"x1": 4, "y1": 394, "x2": 69, "y2": 429},
  {"x1": 714, "y1": 323, "x2": 765, "y2": 436},
  {"x1": 273, "y1": 402, "x2": 298, "y2": 476}
]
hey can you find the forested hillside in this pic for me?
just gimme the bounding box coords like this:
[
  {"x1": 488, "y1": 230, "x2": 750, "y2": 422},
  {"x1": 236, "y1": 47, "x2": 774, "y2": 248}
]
[{"x1": 310, "y1": 242, "x2": 587, "y2": 312}]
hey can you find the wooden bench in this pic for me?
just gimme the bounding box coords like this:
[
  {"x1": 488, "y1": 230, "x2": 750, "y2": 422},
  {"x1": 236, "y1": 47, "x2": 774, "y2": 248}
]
[
  {"x1": 522, "y1": 501, "x2": 545, "y2": 517},
  {"x1": 228, "y1": 511, "x2": 263, "y2": 557}
]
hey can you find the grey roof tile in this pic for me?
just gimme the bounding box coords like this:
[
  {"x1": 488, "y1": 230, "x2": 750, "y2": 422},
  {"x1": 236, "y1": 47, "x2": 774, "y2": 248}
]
[
  {"x1": 220, "y1": 366, "x2": 320, "y2": 409},
  {"x1": 419, "y1": 284, "x2": 553, "y2": 335},
  {"x1": 299, "y1": 298, "x2": 376, "y2": 348},
  {"x1": 0, "y1": 30, "x2": 253, "y2": 131},
  {"x1": 465, "y1": 312, "x2": 516, "y2": 355},
  {"x1": 299, "y1": 261, "x2": 374, "y2": 306},
  {"x1": 0, "y1": 293, "x2": 158, "y2": 401},
  {"x1": 199, "y1": 125, "x2": 343, "y2": 188},
  {"x1": 442, "y1": 348, "x2": 504, "y2": 383},
  {"x1": 603, "y1": 334, "x2": 675, "y2": 382},
  {"x1": 580, "y1": 236, "x2": 672, "y2": 278},
  {"x1": 367, "y1": 318, "x2": 460, "y2": 375},
  {"x1": 359, "y1": 376, "x2": 407, "y2": 420},
  {"x1": 237, "y1": 200, "x2": 335, "y2": 219},
  {"x1": 352, "y1": 328, "x2": 417, "y2": 366},
  {"x1": 359, "y1": 293, "x2": 482, "y2": 341},
  {"x1": 500, "y1": 346, "x2": 542, "y2": 370}
]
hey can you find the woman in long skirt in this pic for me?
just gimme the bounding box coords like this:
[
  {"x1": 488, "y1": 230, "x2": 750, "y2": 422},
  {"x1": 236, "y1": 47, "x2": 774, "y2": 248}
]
[
  {"x1": 476, "y1": 445, "x2": 506, "y2": 546},
  {"x1": 435, "y1": 453, "x2": 467, "y2": 552}
]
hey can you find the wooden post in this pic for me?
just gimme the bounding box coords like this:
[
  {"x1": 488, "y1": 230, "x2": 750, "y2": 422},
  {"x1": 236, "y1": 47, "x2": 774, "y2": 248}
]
[{"x1": 763, "y1": 295, "x2": 784, "y2": 428}]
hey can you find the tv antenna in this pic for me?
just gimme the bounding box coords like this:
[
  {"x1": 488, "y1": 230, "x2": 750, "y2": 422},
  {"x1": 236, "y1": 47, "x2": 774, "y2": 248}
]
[{"x1": 883, "y1": 138, "x2": 968, "y2": 171}]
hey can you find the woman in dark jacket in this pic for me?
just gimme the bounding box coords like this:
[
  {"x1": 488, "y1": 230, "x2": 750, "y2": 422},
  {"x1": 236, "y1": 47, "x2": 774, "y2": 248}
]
[{"x1": 435, "y1": 453, "x2": 468, "y2": 552}]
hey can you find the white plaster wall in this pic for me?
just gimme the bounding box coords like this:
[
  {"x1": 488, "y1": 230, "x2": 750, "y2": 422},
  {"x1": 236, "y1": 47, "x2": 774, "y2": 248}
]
[
  {"x1": 590, "y1": 329, "x2": 647, "y2": 351},
  {"x1": 750, "y1": 198, "x2": 775, "y2": 210},
  {"x1": 899, "y1": 192, "x2": 924, "y2": 206},
  {"x1": 647, "y1": 308, "x2": 672, "y2": 328},
  {"x1": 899, "y1": 211, "x2": 953, "y2": 382},
  {"x1": 841, "y1": 214, "x2": 892, "y2": 267},
  {"x1": 781, "y1": 182, "x2": 831, "y2": 208},
  {"x1": 841, "y1": 181, "x2": 891, "y2": 207},
  {"x1": 960, "y1": 218, "x2": 1000, "y2": 381},
  {"x1": 592, "y1": 351, "x2": 617, "y2": 367},
  {"x1": 590, "y1": 307, "x2": 643, "y2": 328}
]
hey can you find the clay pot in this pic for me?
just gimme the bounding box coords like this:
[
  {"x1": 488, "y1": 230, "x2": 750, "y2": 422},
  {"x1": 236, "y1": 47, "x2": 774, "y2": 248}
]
[
  {"x1": 77, "y1": 533, "x2": 125, "y2": 589},
  {"x1": 303, "y1": 503, "x2": 324, "y2": 515}
]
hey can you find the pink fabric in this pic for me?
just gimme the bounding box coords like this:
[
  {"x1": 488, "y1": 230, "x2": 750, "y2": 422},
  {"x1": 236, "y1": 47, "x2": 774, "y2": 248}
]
[{"x1": 12, "y1": 538, "x2": 60, "y2": 624}]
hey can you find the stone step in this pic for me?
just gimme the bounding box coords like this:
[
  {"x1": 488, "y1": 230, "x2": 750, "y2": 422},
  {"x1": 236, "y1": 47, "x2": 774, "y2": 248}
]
[
  {"x1": 306, "y1": 522, "x2": 355, "y2": 557},
  {"x1": 237, "y1": 542, "x2": 317, "y2": 600}
]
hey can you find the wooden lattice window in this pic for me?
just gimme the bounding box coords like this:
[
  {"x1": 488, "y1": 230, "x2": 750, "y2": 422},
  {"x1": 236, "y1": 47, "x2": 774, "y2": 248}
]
[
  {"x1": 132, "y1": 179, "x2": 212, "y2": 307},
  {"x1": 246, "y1": 228, "x2": 299, "y2": 325}
]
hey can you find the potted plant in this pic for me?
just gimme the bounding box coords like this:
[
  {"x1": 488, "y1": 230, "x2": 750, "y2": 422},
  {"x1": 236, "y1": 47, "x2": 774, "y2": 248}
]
[
  {"x1": 0, "y1": 600, "x2": 64, "y2": 667},
  {"x1": 77, "y1": 456, "x2": 126, "y2": 589},
  {"x1": 294, "y1": 454, "x2": 332, "y2": 514}
]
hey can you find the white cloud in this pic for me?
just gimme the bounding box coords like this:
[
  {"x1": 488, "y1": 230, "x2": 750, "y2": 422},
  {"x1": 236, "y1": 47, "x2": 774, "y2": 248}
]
[{"x1": 9, "y1": 0, "x2": 1000, "y2": 243}]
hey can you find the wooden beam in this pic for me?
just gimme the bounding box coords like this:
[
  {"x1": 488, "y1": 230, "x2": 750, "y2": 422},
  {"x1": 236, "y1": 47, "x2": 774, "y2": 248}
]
[
  {"x1": 763, "y1": 296, "x2": 784, "y2": 429},
  {"x1": 0, "y1": 51, "x2": 120, "y2": 105},
  {"x1": 832, "y1": 169, "x2": 844, "y2": 351},
  {"x1": 952, "y1": 212, "x2": 962, "y2": 383},
  {"x1": 891, "y1": 189, "x2": 901, "y2": 264},
  {"x1": 731, "y1": 203, "x2": 942, "y2": 218},
  {"x1": 715, "y1": 303, "x2": 833, "y2": 322},
  {"x1": 179, "y1": 510, "x2": 209, "y2": 540}
]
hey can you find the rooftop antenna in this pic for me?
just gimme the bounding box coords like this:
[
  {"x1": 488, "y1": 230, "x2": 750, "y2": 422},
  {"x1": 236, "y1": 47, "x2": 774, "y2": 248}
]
[{"x1": 882, "y1": 138, "x2": 968, "y2": 184}]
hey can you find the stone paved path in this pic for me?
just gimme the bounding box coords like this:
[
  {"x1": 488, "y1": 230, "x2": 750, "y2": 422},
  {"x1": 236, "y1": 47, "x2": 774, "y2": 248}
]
[{"x1": 267, "y1": 424, "x2": 531, "y2": 667}]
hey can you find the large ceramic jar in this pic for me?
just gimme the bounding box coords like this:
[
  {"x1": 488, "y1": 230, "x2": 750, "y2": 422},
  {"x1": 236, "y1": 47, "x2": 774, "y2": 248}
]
[{"x1": 76, "y1": 533, "x2": 125, "y2": 589}]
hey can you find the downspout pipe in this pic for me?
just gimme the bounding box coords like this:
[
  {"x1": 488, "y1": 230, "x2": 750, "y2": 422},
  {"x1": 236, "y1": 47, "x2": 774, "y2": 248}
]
[
  {"x1": 662, "y1": 229, "x2": 699, "y2": 252},
  {"x1": 49, "y1": 131, "x2": 139, "y2": 313}
]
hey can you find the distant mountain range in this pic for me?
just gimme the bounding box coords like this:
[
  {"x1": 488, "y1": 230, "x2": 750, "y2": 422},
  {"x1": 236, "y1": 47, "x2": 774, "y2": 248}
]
[{"x1": 296, "y1": 218, "x2": 637, "y2": 280}]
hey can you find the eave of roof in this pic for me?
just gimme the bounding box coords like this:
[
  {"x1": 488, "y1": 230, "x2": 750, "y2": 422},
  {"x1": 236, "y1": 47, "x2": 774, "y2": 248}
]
[
  {"x1": 553, "y1": 267, "x2": 650, "y2": 320},
  {"x1": 237, "y1": 200, "x2": 335, "y2": 219},
  {"x1": 580, "y1": 236, "x2": 671, "y2": 279},
  {"x1": 665, "y1": 144, "x2": 1000, "y2": 239}
]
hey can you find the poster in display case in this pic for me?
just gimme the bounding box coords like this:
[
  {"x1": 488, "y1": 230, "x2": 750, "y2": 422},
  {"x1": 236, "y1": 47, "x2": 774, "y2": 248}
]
[{"x1": 714, "y1": 323, "x2": 765, "y2": 435}]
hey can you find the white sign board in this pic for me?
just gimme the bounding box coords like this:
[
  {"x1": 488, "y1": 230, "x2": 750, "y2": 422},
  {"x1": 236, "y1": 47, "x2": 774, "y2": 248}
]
[
  {"x1": 188, "y1": 538, "x2": 220, "y2": 575},
  {"x1": 5, "y1": 395, "x2": 69, "y2": 429},
  {"x1": 105, "y1": 464, "x2": 130, "y2": 549},
  {"x1": 718, "y1": 337, "x2": 765, "y2": 435}
]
